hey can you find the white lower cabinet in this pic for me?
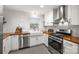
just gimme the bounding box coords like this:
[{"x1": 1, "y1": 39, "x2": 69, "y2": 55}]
[
  {"x1": 41, "y1": 34, "x2": 48, "y2": 47},
  {"x1": 63, "y1": 40, "x2": 79, "y2": 54},
  {"x1": 30, "y1": 36, "x2": 42, "y2": 46},
  {"x1": 11, "y1": 35, "x2": 19, "y2": 50},
  {"x1": 3, "y1": 35, "x2": 19, "y2": 54},
  {"x1": 37, "y1": 36, "x2": 44, "y2": 44},
  {"x1": 3, "y1": 34, "x2": 48, "y2": 54},
  {"x1": 3, "y1": 36, "x2": 11, "y2": 54},
  {"x1": 30, "y1": 35, "x2": 48, "y2": 47}
]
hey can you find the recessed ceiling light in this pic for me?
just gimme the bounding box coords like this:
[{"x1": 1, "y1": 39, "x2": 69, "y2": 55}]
[{"x1": 40, "y1": 5, "x2": 44, "y2": 8}]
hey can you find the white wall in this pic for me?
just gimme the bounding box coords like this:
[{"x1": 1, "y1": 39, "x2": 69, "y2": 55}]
[{"x1": 3, "y1": 9, "x2": 44, "y2": 33}]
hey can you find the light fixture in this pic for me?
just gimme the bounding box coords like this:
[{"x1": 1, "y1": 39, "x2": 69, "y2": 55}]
[{"x1": 40, "y1": 5, "x2": 44, "y2": 8}]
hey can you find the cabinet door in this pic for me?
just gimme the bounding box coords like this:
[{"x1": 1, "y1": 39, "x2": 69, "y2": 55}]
[
  {"x1": 30, "y1": 36, "x2": 42, "y2": 46},
  {"x1": 63, "y1": 40, "x2": 78, "y2": 54},
  {"x1": 11, "y1": 35, "x2": 19, "y2": 50},
  {"x1": 40, "y1": 34, "x2": 48, "y2": 47},
  {"x1": 37, "y1": 36, "x2": 43, "y2": 44},
  {"x1": 7, "y1": 36, "x2": 11, "y2": 53},
  {"x1": 3, "y1": 36, "x2": 11, "y2": 54},
  {"x1": 30, "y1": 35, "x2": 48, "y2": 47},
  {"x1": 30, "y1": 36, "x2": 38, "y2": 46},
  {"x1": 3, "y1": 39, "x2": 7, "y2": 54}
]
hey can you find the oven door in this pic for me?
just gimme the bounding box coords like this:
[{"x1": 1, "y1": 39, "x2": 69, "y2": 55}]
[{"x1": 48, "y1": 37, "x2": 63, "y2": 54}]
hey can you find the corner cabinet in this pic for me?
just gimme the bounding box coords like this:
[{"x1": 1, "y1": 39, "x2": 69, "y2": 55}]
[
  {"x1": 63, "y1": 40, "x2": 79, "y2": 54},
  {"x1": 3, "y1": 36, "x2": 11, "y2": 54},
  {"x1": 41, "y1": 34, "x2": 48, "y2": 47},
  {"x1": 3, "y1": 35, "x2": 19, "y2": 54}
]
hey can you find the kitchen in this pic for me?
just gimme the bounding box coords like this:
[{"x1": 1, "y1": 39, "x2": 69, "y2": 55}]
[{"x1": 3, "y1": 5, "x2": 79, "y2": 54}]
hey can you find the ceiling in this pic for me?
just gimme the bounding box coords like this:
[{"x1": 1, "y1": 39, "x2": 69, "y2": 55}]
[{"x1": 4, "y1": 5, "x2": 59, "y2": 15}]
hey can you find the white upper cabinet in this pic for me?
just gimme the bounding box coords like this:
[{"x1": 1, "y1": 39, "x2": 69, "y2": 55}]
[
  {"x1": 67, "y1": 5, "x2": 79, "y2": 25},
  {"x1": 44, "y1": 11, "x2": 53, "y2": 26}
]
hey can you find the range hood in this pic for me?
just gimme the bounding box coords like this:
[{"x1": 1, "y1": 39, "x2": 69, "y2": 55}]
[{"x1": 53, "y1": 5, "x2": 69, "y2": 26}]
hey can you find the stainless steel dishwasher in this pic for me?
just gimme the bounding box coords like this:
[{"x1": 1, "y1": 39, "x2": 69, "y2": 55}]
[{"x1": 19, "y1": 35, "x2": 30, "y2": 49}]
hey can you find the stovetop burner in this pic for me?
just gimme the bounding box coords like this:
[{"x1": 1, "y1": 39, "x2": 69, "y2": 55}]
[
  {"x1": 48, "y1": 33, "x2": 64, "y2": 44},
  {"x1": 53, "y1": 33, "x2": 64, "y2": 39}
]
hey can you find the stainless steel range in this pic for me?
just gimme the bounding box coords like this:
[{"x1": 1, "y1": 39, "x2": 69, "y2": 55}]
[{"x1": 48, "y1": 33, "x2": 63, "y2": 54}]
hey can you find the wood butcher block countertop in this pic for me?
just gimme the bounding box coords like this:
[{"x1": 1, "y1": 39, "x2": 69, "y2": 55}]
[
  {"x1": 3, "y1": 32, "x2": 30, "y2": 39},
  {"x1": 64, "y1": 35, "x2": 79, "y2": 44}
]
